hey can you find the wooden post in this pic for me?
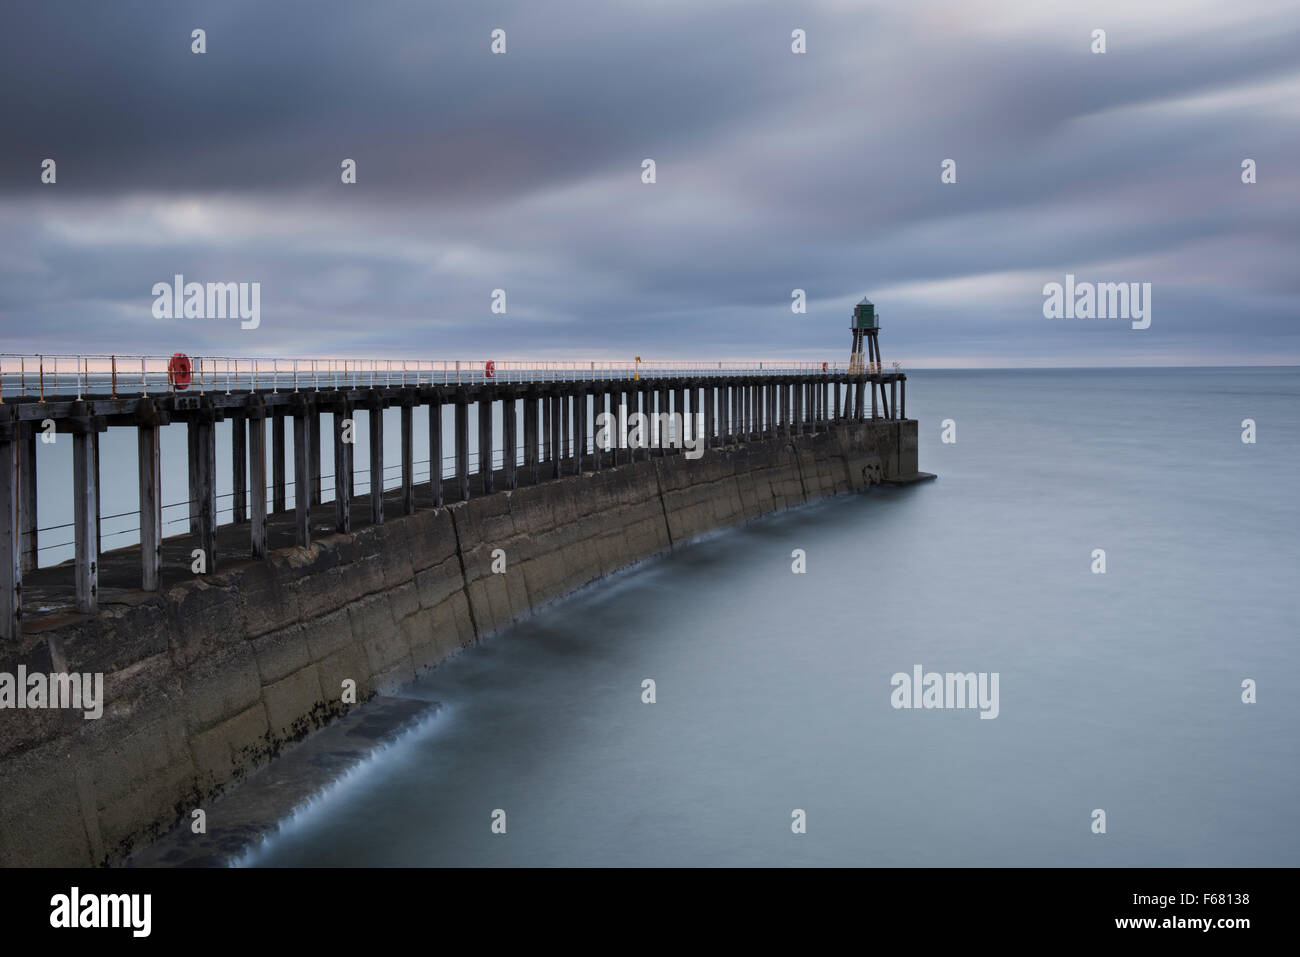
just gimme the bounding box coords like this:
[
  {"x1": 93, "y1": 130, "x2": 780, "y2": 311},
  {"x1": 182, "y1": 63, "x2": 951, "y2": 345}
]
[
  {"x1": 429, "y1": 396, "x2": 444, "y2": 507},
  {"x1": 138, "y1": 420, "x2": 161, "y2": 589},
  {"x1": 294, "y1": 411, "x2": 310, "y2": 546},
  {"x1": 272, "y1": 413, "x2": 286, "y2": 513},
  {"x1": 613, "y1": 389, "x2": 622, "y2": 463},
  {"x1": 681, "y1": 386, "x2": 692, "y2": 451},
  {"x1": 647, "y1": 389, "x2": 656, "y2": 453},
  {"x1": 369, "y1": 405, "x2": 385, "y2": 524},
  {"x1": 591, "y1": 392, "x2": 603, "y2": 472},
  {"x1": 197, "y1": 418, "x2": 217, "y2": 573},
  {"x1": 401, "y1": 403, "x2": 415, "y2": 514},
  {"x1": 730, "y1": 384, "x2": 739, "y2": 443},
  {"x1": 249, "y1": 412, "x2": 268, "y2": 556},
  {"x1": 630, "y1": 387, "x2": 640, "y2": 460},
  {"x1": 560, "y1": 392, "x2": 570, "y2": 466},
  {"x1": 333, "y1": 402, "x2": 352, "y2": 533},
  {"x1": 871, "y1": 376, "x2": 879, "y2": 419},
  {"x1": 716, "y1": 386, "x2": 726, "y2": 445},
  {"x1": 523, "y1": 394, "x2": 538, "y2": 484},
  {"x1": 601, "y1": 391, "x2": 612, "y2": 467},
  {"x1": 504, "y1": 395, "x2": 518, "y2": 488},
  {"x1": 605, "y1": 390, "x2": 616, "y2": 466},
  {"x1": 901, "y1": 378, "x2": 906, "y2": 419},
  {"x1": 606, "y1": 392, "x2": 615, "y2": 466},
  {"x1": 892, "y1": 379, "x2": 899, "y2": 421},
  {"x1": 542, "y1": 393, "x2": 552, "y2": 465},
  {"x1": 232, "y1": 413, "x2": 247, "y2": 523},
  {"x1": 573, "y1": 389, "x2": 586, "y2": 474},
  {"x1": 612, "y1": 390, "x2": 625, "y2": 465},
  {"x1": 18, "y1": 432, "x2": 36, "y2": 574},
  {"x1": 629, "y1": 389, "x2": 639, "y2": 460},
  {"x1": 656, "y1": 388, "x2": 668, "y2": 456},
  {"x1": 640, "y1": 387, "x2": 651, "y2": 459},
  {"x1": 665, "y1": 387, "x2": 675, "y2": 453},
  {"x1": 550, "y1": 394, "x2": 562, "y2": 478},
  {"x1": 0, "y1": 435, "x2": 20, "y2": 639},
  {"x1": 875, "y1": 338, "x2": 890, "y2": 419},
  {"x1": 479, "y1": 395, "x2": 494, "y2": 495},
  {"x1": 670, "y1": 386, "x2": 682, "y2": 452},
  {"x1": 703, "y1": 385, "x2": 714, "y2": 449},
  {"x1": 456, "y1": 398, "x2": 470, "y2": 501},
  {"x1": 624, "y1": 388, "x2": 634, "y2": 459},
  {"x1": 681, "y1": 387, "x2": 691, "y2": 449},
  {"x1": 309, "y1": 409, "x2": 322, "y2": 506},
  {"x1": 187, "y1": 420, "x2": 200, "y2": 532},
  {"x1": 650, "y1": 390, "x2": 660, "y2": 460}
]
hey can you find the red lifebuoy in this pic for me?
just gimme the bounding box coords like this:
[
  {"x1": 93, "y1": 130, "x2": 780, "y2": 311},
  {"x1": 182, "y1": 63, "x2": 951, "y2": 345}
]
[
  {"x1": 168, "y1": 352, "x2": 193, "y2": 390},
  {"x1": 484, "y1": 360, "x2": 496, "y2": 379},
  {"x1": 821, "y1": 361, "x2": 828, "y2": 373}
]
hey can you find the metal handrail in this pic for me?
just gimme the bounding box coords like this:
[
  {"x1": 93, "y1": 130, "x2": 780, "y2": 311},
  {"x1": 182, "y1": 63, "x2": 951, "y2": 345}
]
[{"x1": 0, "y1": 354, "x2": 902, "y2": 399}]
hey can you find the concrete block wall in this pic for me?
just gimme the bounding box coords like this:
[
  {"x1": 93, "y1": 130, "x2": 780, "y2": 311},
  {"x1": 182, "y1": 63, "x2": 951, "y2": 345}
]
[{"x1": 0, "y1": 418, "x2": 917, "y2": 866}]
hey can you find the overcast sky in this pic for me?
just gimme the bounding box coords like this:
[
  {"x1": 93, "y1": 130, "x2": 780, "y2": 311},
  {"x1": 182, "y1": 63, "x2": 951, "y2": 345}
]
[{"x1": 1, "y1": 0, "x2": 1297, "y2": 367}]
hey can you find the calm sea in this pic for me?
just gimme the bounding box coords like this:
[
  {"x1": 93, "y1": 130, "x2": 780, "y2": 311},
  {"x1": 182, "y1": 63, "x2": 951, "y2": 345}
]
[{"x1": 113, "y1": 369, "x2": 1300, "y2": 865}]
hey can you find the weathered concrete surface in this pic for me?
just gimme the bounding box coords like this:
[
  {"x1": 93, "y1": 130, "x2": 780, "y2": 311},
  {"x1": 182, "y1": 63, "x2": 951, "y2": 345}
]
[
  {"x1": 123, "y1": 695, "x2": 440, "y2": 867},
  {"x1": 0, "y1": 419, "x2": 920, "y2": 867}
]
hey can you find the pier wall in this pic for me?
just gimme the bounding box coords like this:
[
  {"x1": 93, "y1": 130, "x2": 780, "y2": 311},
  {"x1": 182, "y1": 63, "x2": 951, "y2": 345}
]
[{"x1": 0, "y1": 418, "x2": 917, "y2": 866}]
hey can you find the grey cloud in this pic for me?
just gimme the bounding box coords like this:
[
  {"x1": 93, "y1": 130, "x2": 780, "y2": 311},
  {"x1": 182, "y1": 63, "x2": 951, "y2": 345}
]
[{"x1": 0, "y1": 0, "x2": 1296, "y2": 365}]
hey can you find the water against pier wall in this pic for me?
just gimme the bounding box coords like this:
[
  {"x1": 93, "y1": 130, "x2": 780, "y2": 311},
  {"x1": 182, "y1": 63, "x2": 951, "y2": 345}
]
[{"x1": 240, "y1": 369, "x2": 1300, "y2": 867}]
